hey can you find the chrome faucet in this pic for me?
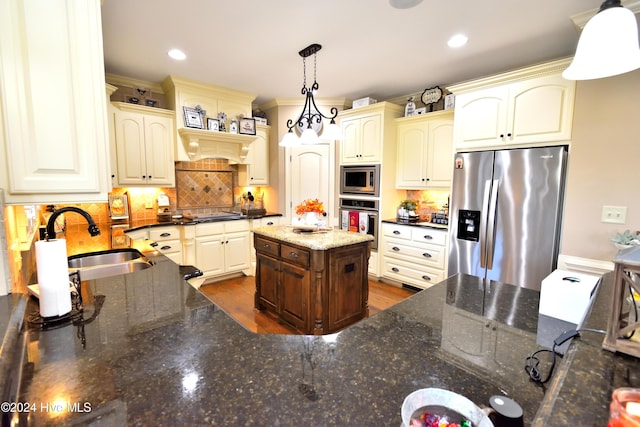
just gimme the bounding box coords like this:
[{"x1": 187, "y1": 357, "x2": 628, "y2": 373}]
[{"x1": 45, "y1": 207, "x2": 101, "y2": 240}]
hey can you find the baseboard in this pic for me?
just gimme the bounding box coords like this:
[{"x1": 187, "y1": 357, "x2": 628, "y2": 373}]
[{"x1": 557, "y1": 254, "x2": 614, "y2": 276}]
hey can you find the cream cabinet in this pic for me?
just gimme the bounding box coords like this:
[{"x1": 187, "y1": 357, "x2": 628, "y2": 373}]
[
  {"x1": 449, "y1": 59, "x2": 575, "y2": 150},
  {"x1": 339, "y1": 102, "x2": 403, "y2": 164},
  {"x1": 239, "y1": 124, "x2": 270, "y2": 186},
  {"x1": 112, "y1": 102, "x2": 175, "y2": 187},
  {"x1": 0, "y1": 0, "x2": 111, "y2": 204},
  {"x1": 396, "y1": 111, "x2": 454, "y2": 189},
  {"x1": 148, "y1": 226, "x2": 183, "y2": 265},
  {"x1": 381, "y1": 223, "x2": 448, "y2": 289},
  {"x1": 194, "y1": 220, "x2": 251, "y2": 279}
]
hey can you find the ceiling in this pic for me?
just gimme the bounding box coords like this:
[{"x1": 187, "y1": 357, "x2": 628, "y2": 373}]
[{"x1": 101, "y1": 0, "x2": 609, "y2": 107}]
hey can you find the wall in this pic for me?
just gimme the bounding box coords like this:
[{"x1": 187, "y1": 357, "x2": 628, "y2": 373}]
[{"x1": 560, "y1": 68, "x2": 640, "y2": 263}]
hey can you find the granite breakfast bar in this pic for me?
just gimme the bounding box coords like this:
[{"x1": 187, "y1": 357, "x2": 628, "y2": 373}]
[{"x1": 3, "y1": 232, "x2": 640, "y2": 425}]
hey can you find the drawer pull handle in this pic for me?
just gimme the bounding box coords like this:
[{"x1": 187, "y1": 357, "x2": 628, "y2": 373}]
[
  {"x1": 160, "y1": 232, "x2": 171, "y2": 237},
  {"x1": 289, "y1": 252, "x2": 299, "y2": 258},
  {"x1": 150, "y1": 242, "x2": 158, "y2": 247},
  {"x1": 392, "y1": 267, "x2": 400, "y2": 272},
  {"x1": 266, "y1": 221, "x2": 274, "y2": 226},
  {"x1": 422, "y1": 252, "x2": 432, "y2": 258},
  {"x1": 393, "y1": 230, "x2": 401, "y2": 235},
  {"x1": 422, "y1": 275, "x2": 432, "y2": 281},
  {"x1": 392, "y1": 246, "x2": 400, "y2": 251},
  {"x1": 160, "y1": 245, "x2": 171, "y2": 250},
  {"x1": 423, "y1": 235, "x2": 433, "y2": 240}
]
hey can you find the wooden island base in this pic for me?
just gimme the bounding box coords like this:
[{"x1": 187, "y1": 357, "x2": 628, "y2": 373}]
[{"x1": 253, "y1": 226, "x2": 373, "y2": 335}]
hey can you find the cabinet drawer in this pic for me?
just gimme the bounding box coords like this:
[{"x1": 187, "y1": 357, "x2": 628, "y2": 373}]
[
  {"x1": 149, "y1": 226, "x2": 181, "y2": 241},
  {"x1": 155, "y1": 239, "x2": 181, "y2": 254},
  {"x1": 382, "y1": 224, "x2": 411, "y2": 240},
  {"x1": 281, "y1": 244, "x2": 310, "y2": 268},
  {"x1": 382, "y1": 238, "x2": 445, "y2": 269},
  {"x1": 224, "y1": 219, "x2": 250, "y2": 233},
  {"x1": 255, "y1": 237, "x2": 280, "y2": 257},
  {"x1": 382, "y1": 257, "x2": 444, "y2": 289},
  {"x1": 195, "y1": 222, "x2": 225, "y2": 237},
  {"x1": 411, "y1": 228, "x2": 447, "y2": 246}
]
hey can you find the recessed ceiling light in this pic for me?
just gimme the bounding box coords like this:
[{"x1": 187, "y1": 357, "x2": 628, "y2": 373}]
[
  {"x1": 389, "y1": 0, "x2": 423, "y2": 9},
  {"x1": 448, "y1": 34, "x2": 468, "y2": 48},
  {"x1": 168, "y1": 49, "x2": 186, "y2": 60}
]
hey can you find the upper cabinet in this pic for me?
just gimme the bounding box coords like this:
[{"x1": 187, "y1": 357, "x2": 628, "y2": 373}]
[
  {"x1": 448, "y1": 58, "x2": 576, "y2": 151},
  {"x1": 0, "y1": 0, "x2": 111, "y2": 204},
  {"x1": 112, "y1": 102, "x2": 175, "y2": 187},
  {"x1": 339, "y1": 102, "x2": 403, "y2": 164},
  {"x1": 161, "y1": 76, "x2": 256, "y2": 162},
  {"x1": 396, "y1": 111, "x2": 454, "y2": 189},
  {"x1": 239, "y1": 125, "x2": 270, "y2": 186}
]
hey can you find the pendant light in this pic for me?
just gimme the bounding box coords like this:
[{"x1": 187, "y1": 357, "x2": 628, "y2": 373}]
[
  {"x1": 563, "y1": 0, "x2": 640, "y2": 80},
  {"x1": 279, "y1": 44, "x2": 342, "y2": 147}
]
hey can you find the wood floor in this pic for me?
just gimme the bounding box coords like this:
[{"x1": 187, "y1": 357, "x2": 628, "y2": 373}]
[{"x1": 199, "y1": 275, "x2": 416, "y2": 334}]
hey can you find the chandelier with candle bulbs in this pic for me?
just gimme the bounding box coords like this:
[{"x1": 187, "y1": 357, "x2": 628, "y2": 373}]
[{"x1": 279, "y1": 44, "x2": 342, "y2": 147}]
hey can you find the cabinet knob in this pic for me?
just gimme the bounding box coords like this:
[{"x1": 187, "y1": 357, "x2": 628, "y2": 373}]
[
  {"x1": 111, "y1": 174, "x2": 115, "y2": 178},
  {"x1": 392, "y1": 246, "x2": 400, "y2": 251},
  {"x1": 142, "y1": 175, "x2": 146, "y2": 179},
  {"x1": 422, "y1": 275, "x2": 432, "y2": 281},
  {"x1": 289, "y1": 252, "x2": 299, "y2": 258},
  {"x1": 425, "y1": 178, "x2": 430, "y2": 181},
  {"x1": 507, "y1": 133, "x2": 512, "y2": 138},
  {"x1": 266, "y1": 222, "x2": 274, "y2": 226},
  {"x1": 264, "y1": 243, "x2": 270, "y2": 249},
  {"x1": 499, "y1": 134, "x2": 504, "y2": 139},
  {"x1": 422, "y1": 252, "x2": 432, "y2": 258}
]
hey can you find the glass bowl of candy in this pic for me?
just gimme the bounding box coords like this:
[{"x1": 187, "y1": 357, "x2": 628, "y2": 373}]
[{"x1": 401, "y1": 388, "x2": 494, "y2": 427}]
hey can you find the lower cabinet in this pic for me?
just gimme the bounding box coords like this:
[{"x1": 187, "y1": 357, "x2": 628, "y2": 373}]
[
  {"x1": 194, "y1": 220, "x2": 251, "y2": 279},
  {"x1": 381, "y1": 222, "x2": 448, "y2": 289},
  {"x1": 148, "y1": 225, "x2": 183, "y2": 265},
  {"x1": 254, "y1": 234, "x2": 369, "y2": 334}
]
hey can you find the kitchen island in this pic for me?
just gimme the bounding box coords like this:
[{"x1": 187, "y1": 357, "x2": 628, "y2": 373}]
[
  {"x1": 253, "y1": 225, "x2": 373, "y2": 334},
  {"x1": 2, "y1": 244, "x2": 639, "y2": 425}
]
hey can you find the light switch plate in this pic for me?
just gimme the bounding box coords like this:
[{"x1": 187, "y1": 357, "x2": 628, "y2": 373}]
[{"x1": 601, "y1": 205, "x2": 627, "y2": 224}]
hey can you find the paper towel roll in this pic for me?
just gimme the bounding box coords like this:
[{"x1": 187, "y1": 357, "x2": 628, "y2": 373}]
[{"x1": 35, "y1": 239, "x2": 71, "y2": 317}]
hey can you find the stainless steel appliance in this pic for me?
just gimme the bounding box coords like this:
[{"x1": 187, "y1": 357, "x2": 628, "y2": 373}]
[
  {"x1": 340, "y1": 164, "x2": 380, "y2": 197},
  {"x1": 448, "y1": 146, "x2": 567, "y2": 290},
  {"x1": 339, "y1": 197, "x2": 379, "y2": 250}
]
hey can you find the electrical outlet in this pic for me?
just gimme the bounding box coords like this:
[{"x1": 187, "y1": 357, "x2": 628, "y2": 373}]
[
  {"x1": 601, "y1": 205, "x2": 627, "y2": 224},
  {"x1": 145, "y1": 200, "x2": 153, "y2": 209}
]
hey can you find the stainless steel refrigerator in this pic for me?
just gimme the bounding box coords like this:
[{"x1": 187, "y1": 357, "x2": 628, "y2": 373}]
[{"x1": 447, "y1": 146, "x2": 567, "y2": 290}]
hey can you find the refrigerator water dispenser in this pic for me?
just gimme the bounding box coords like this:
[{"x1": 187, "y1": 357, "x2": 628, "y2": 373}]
[{"x1": 457, "y1": 210, "x2": 480, "y2": 242}]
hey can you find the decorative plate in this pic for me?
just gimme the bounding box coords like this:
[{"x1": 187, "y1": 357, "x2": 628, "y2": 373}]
[{"x1": 421, "y1": 86, "x2": 443, "y2": 106}]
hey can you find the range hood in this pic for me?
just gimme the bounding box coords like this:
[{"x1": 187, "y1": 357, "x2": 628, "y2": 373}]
[{"x1": 178, "y1": 128, "x2": 257, "y2": 163}]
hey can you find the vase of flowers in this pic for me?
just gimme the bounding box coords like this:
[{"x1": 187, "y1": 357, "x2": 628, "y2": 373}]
[{"x1": 295, "y1": 199, "x2": 325, "y2": 225}]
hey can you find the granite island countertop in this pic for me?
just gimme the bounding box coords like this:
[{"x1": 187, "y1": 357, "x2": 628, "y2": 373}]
[
  {"x1": 253, "y1": 225, "x2": 373, "y2": 250},
  {"x1": 5, "y1": 251, "x2": 640, "y2": 426}
]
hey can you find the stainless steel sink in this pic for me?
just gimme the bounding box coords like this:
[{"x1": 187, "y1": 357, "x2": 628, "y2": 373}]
[{"x1": 68, "y1": 248, "x2": 153, "y2": 281}]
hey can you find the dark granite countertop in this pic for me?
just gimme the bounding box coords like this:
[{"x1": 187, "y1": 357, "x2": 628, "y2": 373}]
[
  {"x1": 5, "y1": 251, "x2": 638, "y2": 426},
  {"x1": 124, "y1": 212, "x2": 283, "y2": 232}
]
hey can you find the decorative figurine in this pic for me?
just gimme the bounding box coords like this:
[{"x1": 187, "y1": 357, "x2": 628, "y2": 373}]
[
  {"x1": 405, "y1": 96, "x2": 416, "y2": 117},
  {"x1": 217, "y1": 112, "x2": 227, "y2": 132}
]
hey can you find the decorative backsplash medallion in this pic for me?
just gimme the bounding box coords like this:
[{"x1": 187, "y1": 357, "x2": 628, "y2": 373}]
[{"x1": 176, "y1": 169, "x2": 234, "y2": 208}]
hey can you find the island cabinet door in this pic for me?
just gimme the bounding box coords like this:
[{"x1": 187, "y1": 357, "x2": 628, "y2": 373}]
[
  {"x1": 328, "y1": 245, "x2": 369, "y2": 331},
  {"x1": 278, "y1": 261, "x2": 311, "y2": 332},
  {"x1": 255, "y1": 253, "x2": 279, "y2": 312}
]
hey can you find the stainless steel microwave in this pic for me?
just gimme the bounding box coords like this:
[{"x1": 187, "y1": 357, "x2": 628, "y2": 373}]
[{"x1": 339, "y1": 164, "x2": 380, "y2": 197}]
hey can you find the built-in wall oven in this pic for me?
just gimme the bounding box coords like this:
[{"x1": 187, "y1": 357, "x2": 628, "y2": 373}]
[{"x1": 339, "y1": 197, "x2": 379, "y2": 250}]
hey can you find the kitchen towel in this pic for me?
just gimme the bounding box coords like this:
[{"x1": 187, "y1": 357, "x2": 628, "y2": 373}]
[
  {"x1": 35, "y1": 239, "x2": 72, "y2": 317},
  {"x1": 349, "y1": 211, "x2": 359, "y2": 232},
  {"x1": 341, "y1": 210, "x2": 350, "y2": 231}
]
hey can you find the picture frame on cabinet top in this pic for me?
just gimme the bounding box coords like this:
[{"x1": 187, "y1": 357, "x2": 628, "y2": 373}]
[
  {"x1": 207, "y1": 118, "x2": 220, "y2": 131},
  {"x1": 239, "y1": 117, "x2": 256, "y2": 135},
  {"x1": 183, "y1": 106, "x2": 204, "y2": 129}
]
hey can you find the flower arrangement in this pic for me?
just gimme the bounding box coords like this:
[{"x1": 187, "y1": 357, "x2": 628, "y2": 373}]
[{"x1": 295, "y1": 198, "x2": 325, "y2": 216}]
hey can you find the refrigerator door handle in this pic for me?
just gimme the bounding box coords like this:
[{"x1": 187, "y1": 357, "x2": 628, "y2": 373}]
[
  {"x1": 485, "y1": 179, "x2": 500, "y2": 270},
  {"x1": 479, "y1": 180, "x2": 492, "y2": 268}
]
